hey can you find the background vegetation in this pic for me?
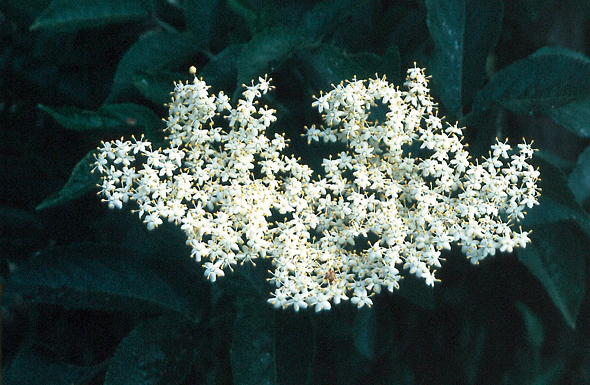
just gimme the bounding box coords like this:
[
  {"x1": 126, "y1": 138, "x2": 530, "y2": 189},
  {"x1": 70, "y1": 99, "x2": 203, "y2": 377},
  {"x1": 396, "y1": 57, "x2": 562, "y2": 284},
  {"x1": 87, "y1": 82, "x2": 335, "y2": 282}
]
[{"x1": 2, "y1": 0, "x2": 590, "y2": 384}]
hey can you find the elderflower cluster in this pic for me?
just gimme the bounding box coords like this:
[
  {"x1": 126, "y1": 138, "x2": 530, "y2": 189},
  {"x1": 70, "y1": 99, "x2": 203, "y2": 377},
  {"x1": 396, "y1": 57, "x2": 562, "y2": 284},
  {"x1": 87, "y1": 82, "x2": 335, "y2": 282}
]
[{"x1": 94, "y1": 66, "x2": 540, "y2": 312}]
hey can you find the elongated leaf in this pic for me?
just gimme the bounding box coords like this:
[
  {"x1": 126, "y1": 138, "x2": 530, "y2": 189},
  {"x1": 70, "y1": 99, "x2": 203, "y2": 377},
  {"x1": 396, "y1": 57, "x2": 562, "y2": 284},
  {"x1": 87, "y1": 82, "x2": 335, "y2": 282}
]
[
  {"x1": 40, "y1": 105, "x2": 115, "y2": 130},
  {"x1": 275, "y1": 312, "x2": 315, "y2": 385},
  {"x1": 217, "y1": 258, "x2": 271, "y2": 301},
  {"x1": 230, "y1": 297, "x2": 276, "y2": 385},
  {"x1": 396, "y1": 269, "x2": 436, "y2": 311},
  {"x1": 426, "y1": 0, "x2": 503, "y2": 117},
  {"x1": 298, "y1": 44, "x2": 400, "y2": 92},
  {"x1": 39, "y1": 103, "x2": 161, "y2": 132},
  {"x1": 523, "y1": 154, "x2": 590, "y2": 237},
  {"x1": 515, "y1": 301, "x2": 544, "y2": 349},
  {"x1": 106, "y1": 30, "x2": 197, "y2": 103},
  {"x1": 517, "y1": 221, "x2": 587, "y2": 329},
  {"x1": 36, "y1": 103, "x2": 163, "y2": 210},
  {"x1": 353, "y1": 307, "x2": 376, "y2": 360},
  {"x1": 519, "y1": 156, "x2": 588, "y2": 328},
  {"x1": 199, "y1": 43, "x2": 243, "y2": 93},
  {"x1": 569, "y1": 145, "x2": 590, "y2": 206},
  {"x1": 183, "y1": 0, "x2": 220, "y2": 51},
  {"x1": 6, "y1": 243, "x2": 197, "y2": 319},
  {"x1": 36, "y1": 150, "x2": 100, "y2": 210},
  {"x1": 227, "y1": 0, "x2": 278, "y2": 34},
  {"x1": 4, "y1": 346, "x2": 105, "y2": 385},
  {"x1": 133, "y1": 71, "x2": 184, "y2": 106},
  {"x1": 472, "y1": 46, "x2": 590, "y2": 117},
  {"x1": 104, "y1": 315, "x2": 196, "y2": 385},
  {"x1": 547, "y1": 98, "x2": 590, "y2": 138},
  {"x1": 227, "y1": 0, "x2": 259, "y2": 33},
  {"x1": 31, "y1": 0, "x2": 151, "y2": 32},
  {"x1": 236, "y1": 27, "x2": 304, "y2": 95},
  {"x1": 296, "y1": 0, "x2": 369, "y2": 43}
]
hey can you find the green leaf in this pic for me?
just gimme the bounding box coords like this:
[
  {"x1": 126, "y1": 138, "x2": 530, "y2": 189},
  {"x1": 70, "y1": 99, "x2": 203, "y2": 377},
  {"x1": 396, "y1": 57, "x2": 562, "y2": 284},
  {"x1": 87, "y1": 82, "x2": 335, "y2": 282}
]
[
  {"x1": 106, "y1": 30, "x2": 197, "y2": 103},
  {"x1": 569, "y1": 145, "x2": 590, "y2": 209},
  {"x1": 515, "y1": 301, "x2": 544, "y2": 349},
  {"x1": 236, "y1": 27, "x2": 304, "y2": 95},
  {"x1": 40, "y1": 105, "x2": 115, "y2": 130},
  {"x1": 39, "y1": 103, "x2": 161, "y2": 132},
  {"x1": 426, "y1": 0, "x2": 503, "y2": 117},
  {"x1": 298, "y1": 44, "x2": 400, "y2": 92},
  {"x1": 359, "y1": 46, "x2": 401, "y2": 82},
  {"x1": 517, "y1": 220, "x2": 587, "y2": 329},
  {"x1": 518, "y1": 156, "x2": 588, "y2": 328},
  {"x1": 218, "y1": 259, "x2": 271, "y2": 301},
  {"x1": 133, "y1": 70, "x2": 183, "y2": 106},
  {"x1": 199, "y1": 43, "x2": 243, "y2": 93},
  {"x1": 228, "y1": 0, "x2": 277, "y2": 35},
  {"x1": 513, "y1": 0, "x2": 558, "y2": 22},
  {"x1": 471, "y1": 46, "x2": 590, "y2": 117},
  {"x1": 230, "y1": 297, "x2": 276, "y2": 385},
  {"x1": 397, "y1": 270, "x2": 436, "y2": 311},
  {"x1": 353, "y1": 307, "x2": 376, "y2": 360},
  {"x1": 36, "y1": 150, "x2": 100, "y2": 210},
  {"x1": 296, "y1": 0, "x2": 370, "y2": 43},
  {"x1": 4, "y1": 346, "x2": 105, "y2": 385},
  {"x1": 6, "y1": 243, "x2": 198, "y2": 319},
  {"x1": 183, "y1": 0, "x2": 220, "y2": 51},
  {"x1": 546, "y1": 97, "x2": 590, "y2": 138},
  {"x1": 227, "y1": 0, "x2": 258, "y2": 33},
  {"x1": 31, "y1": 0, "x2": 152, "y2": 32},
  {"x1": 37, "y1": 103, "x2": 164, "y2": 210},
  {"x1": 523, "y1": 154, "x2": 590, "y2": 238},
  {"x1": 6, "y1": 0, "x2": 53, "y2": 15},
  {"x1": 104, "y1": 315, "x2": 197, "y2": 385},
  {"x1": 275, "y1": 312, "x2": 315, "y2": 385}
]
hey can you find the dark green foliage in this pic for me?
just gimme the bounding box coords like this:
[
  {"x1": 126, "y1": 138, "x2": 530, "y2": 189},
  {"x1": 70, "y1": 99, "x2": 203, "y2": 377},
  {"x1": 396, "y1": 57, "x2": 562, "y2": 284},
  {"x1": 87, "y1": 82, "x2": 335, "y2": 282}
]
[
  {"x1": 104, "y1": 315, "x2": 197, "y2": 385},
  {"x1": 106, "y1": 30, "x2": 197, "y2": 103},
  {"x1": 296, "y1": 0, "x2": 371, "y2": 43},
  {"x1": 36, "y1": 150, "x2": 101, "y2": 210},
  {"x1": 518, "y1": 221, "x2": 587, "y2": 329},
  {"x1": 569, "y1": 146, "x2": 590, "y2": 206},
  {"x1": 235, "y1": 27, "x2": 305, "y2": 97},
  {"x1": 230, "y1": 297, "x2": 277, "y2": 385},
  {"x1": 518, "y1": 156, "x2": 589, "y2": 328},
  {"x1": 4, "y1": 346, "x2": 106, "y2": 385},
  {"x1": 297, "y1": 44, "x2": 401, "y2": 93},
  {"x1": 471, "y1": 46, "x2": 590, "y2": 122},
  {"x1": 3, "y1": 0, "x2": 590, "y2": 384},
  {"x1": 30, "y1": 0, "x2": 153, "y2": 32},
  {"x1": 7, "y1": 243, "x2": 201, "y2": 319},
  {"x1": 38, "y1": 103, "x2": 161, "y2": 132},
  {"x1": 426, "y1": 0, "x2": 504, "y2": 118},
  {"x1": 182, "y1": 0, "x2": 220, "y2": 51}
]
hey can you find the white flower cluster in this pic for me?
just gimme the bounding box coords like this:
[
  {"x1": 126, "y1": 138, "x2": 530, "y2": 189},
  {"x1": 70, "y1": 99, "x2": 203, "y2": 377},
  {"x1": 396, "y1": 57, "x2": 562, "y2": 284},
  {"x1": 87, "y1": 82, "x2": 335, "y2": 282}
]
[{"x1": 94, "y1": 66, "x2": 540, "y2": 312}]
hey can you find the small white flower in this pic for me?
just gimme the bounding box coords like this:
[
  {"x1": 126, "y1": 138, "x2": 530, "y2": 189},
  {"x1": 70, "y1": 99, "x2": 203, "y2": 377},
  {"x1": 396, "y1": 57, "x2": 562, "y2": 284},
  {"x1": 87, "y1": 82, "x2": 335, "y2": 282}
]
[
  {"x1": 312, "y1": 93, "x2": 331, "y2": 114},
  {"x1": 351, "y1": 287, "x2": 373, "y2": 308},
  {"x1": 203, "y1": 261, "x2": 225, "y2": 282},
  {"x1": 308, "y1": 292, "x2": 332, "y2": 312},
  {"x1": 144, "y1": 212, "x2": 163, "y2": 231}
]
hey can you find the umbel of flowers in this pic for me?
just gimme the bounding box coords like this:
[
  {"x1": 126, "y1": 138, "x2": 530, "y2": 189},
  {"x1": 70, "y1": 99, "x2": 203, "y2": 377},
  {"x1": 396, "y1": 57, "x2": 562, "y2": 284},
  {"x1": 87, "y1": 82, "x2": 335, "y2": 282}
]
[{"x1": 94, "y1": 66, "x2": 540, "y2": 312}]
